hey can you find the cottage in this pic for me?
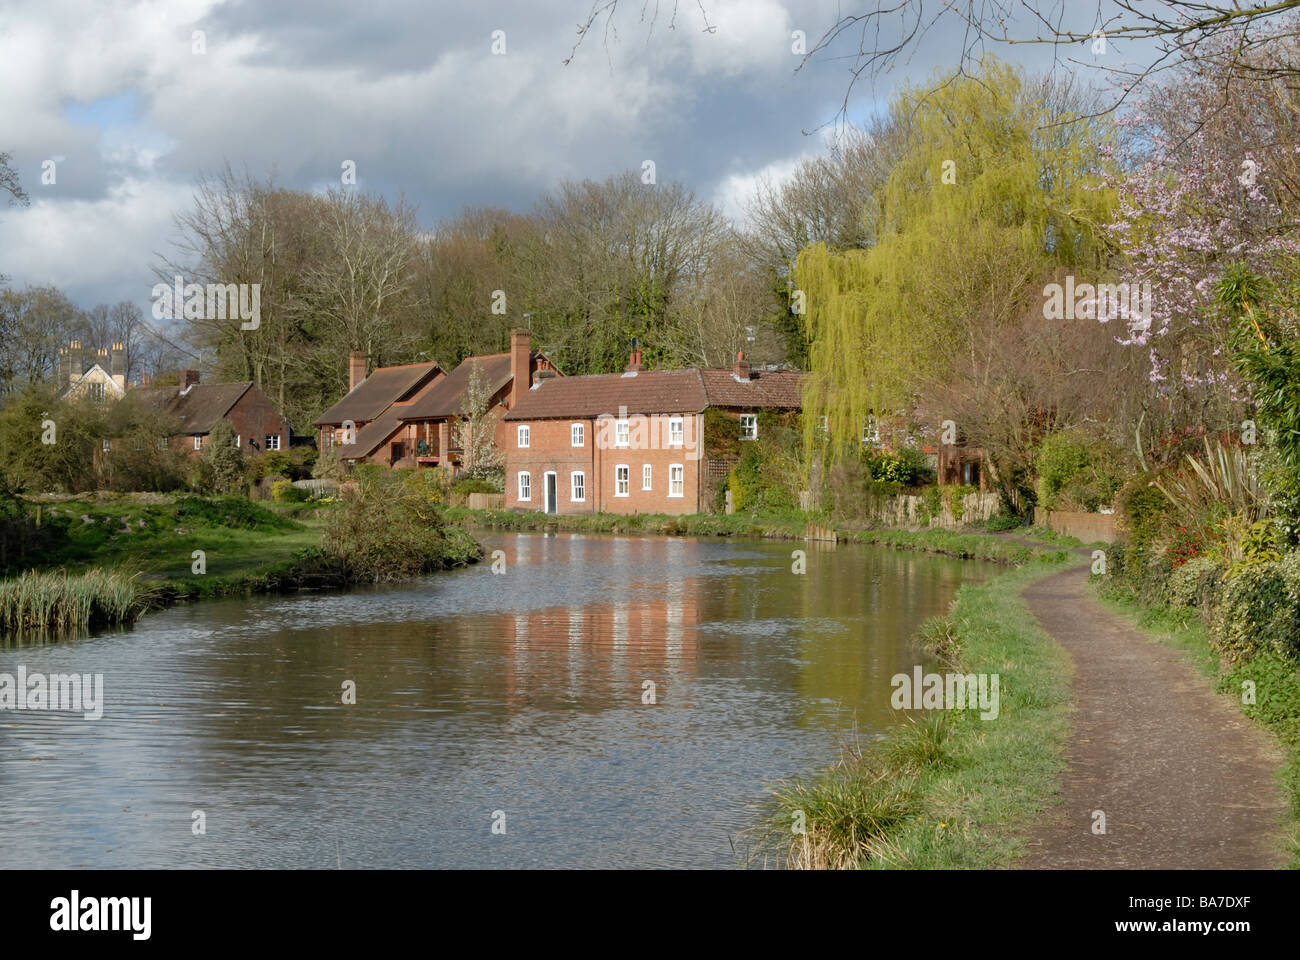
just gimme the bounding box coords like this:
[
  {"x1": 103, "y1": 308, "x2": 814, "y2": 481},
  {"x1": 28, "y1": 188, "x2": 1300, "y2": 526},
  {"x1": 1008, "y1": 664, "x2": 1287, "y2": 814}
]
[
  {"x1": 318, "y1": 331, "x2": 559, "y2": 470},
  {"x1": 312, "y1": 353, "x2": 445, "y2": 461},
  {"x1": 502, "y1": 346, "x2": 804, "y2": 515},
  {"x1": 137, "y1": 371, "x2": 291, "y2": 454}
]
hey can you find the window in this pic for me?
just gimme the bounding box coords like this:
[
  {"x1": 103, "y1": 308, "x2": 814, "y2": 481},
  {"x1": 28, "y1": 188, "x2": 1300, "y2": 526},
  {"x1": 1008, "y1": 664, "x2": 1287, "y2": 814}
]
[
  {"x1": 194, "y1": 435, "x2": 203, "y2": 451},
  {"x1": 89, "y1": 382, "x2": 106, "y2": 403},
  {"x1": 235, "y1": 434, "x2": 241, "y2": 448},
  {"x1": 571, "y1": 471, "x2": 585, "y2": 501},
  {"x1": 101, "y1": 439, "x2": 110, "y2": 453},
  {"x1": 571, "y1": 423, "x2": 584, "y2": 446},
  {"x1": 615, "y1": 465, "x2": 629, "y2": 496},
  {"x1": 739, "y1": 414, "x2": 757, "y2": 440},
  {"x1": 862, "y1": 416, "x2": 880, "y2": 445},
  {"x1": 518, "y1": 471, "x2": 531, "y2": 501},
  {"x1": 158, "y1": 437, "x2": 169, "y2": 450},
  {"x1": 642, "y1": 464, "x2": 652, "y2": 490},
  {"x1": 669, "y1": 464, "x2": 684, "y2": 497},
  {"x1": 615, "y1": 420, "x2": 630, "y2": 447},
  {"x1": 668, "y1": 416, "x2": 684, "y2": 446},
  {"x1": 517, "y1": 425, "x2": 530, "y2": 448},
  {"x1": 819, "y1": 415, "x2": 829, "y2": 433},
  {"x1": 266, "y1": 434, "x2": 281, "y2": 451}
]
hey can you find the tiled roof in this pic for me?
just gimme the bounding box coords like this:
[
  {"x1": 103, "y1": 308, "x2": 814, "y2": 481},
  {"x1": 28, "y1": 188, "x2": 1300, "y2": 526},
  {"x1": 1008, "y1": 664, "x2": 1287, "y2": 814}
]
[
  {"x1": 698, "y1": 368, "x2": 804, "y2": 409},
  {"x1": 401, "y1": 354, "x2": 513, "y2": 420},
  {"x1": 504, "y1": 366, "x2": 806, "y2": 420},
  {"x1": 136, "y1": 382, "x2": 254, "y2": 434},
  {"x1": 312, "y1": 362, "x2": 442, "y2": 426},
  {"x1": 504, "y1": 369, "x2": 709, "y2": 420},
  {"x1": 338, "y1": 408, "x2": 405, "y2": 459}
]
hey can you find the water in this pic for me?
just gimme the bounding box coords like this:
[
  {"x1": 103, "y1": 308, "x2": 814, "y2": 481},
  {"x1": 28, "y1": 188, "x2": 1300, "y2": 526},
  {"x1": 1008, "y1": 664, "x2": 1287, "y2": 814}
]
[{"x1": 0, "y1": 532, "x2": 995, "y2": 869}]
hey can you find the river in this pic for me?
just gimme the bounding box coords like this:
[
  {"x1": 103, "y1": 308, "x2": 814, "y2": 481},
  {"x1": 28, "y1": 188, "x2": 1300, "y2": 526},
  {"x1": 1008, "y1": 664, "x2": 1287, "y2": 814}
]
[{"x1": 0, "y1": 532, "x2": 996, "y2": 869}]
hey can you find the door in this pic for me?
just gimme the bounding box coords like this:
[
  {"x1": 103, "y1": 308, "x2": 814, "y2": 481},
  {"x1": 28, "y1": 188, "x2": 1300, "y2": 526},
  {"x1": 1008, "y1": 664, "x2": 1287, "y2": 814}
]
[{"x1": 545, "y1": 472, "x2": 557, "y2": 514}]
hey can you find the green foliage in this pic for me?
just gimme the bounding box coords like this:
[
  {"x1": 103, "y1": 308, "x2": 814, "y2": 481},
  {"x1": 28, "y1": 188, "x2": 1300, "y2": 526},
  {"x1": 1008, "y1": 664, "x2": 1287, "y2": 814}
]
[
  {"x1": 173, "y1": 495, "x2": 292, "y2": 530},
  {"x1": 196, "y1": 421, "x2": 247, "y2": 495},
  {"x1": 1210, "y1": 553, "x2": 1300, "y2": 662},
  {"x1": 271, "y1": 479, "x2": 310, "y2": 502},
  {"x1": 1152, "y1": 438, "x2": 1266, "y2": 526},
  {"x1": 796, "y1": 57, "x2": 1114, "y2": 463},
  {"x1": 1119, "y1": 481, "x2": 1170, "y2": 552},
  {"x1": 451, "y1": 475, "x2": 501, "y2": 497},
  {"x1": 1163, "y1": 556, "x2": 1225, "y2": 609},
  {"x1": 322, "y1": 468, "x2": 476, "y2": 580},
  {"x1": 867, "y1": 447, "x2": 933, "y2": 486},
  {"x1": 0, "y1": 567, "x2": 145, "y2": 638},
  {"x1": 1035, "y1": 429, "x2": 1123, "y2": 512}
]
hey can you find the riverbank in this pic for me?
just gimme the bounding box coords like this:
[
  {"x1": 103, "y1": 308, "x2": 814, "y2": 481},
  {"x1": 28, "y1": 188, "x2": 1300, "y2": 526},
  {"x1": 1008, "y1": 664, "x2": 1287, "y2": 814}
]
[
  {"x1": 1, "y1": 494, "x2": 481, "y2": 639},
  {"x1": 749, "y1": 557, "x2": 1077, "y2": 868},
  {"x1": 1094, "y1": 580, "x2": 1299, "y2": 866},
  {"x1": 443, "y1": 507, "x2": 1070, "y2": 565}
]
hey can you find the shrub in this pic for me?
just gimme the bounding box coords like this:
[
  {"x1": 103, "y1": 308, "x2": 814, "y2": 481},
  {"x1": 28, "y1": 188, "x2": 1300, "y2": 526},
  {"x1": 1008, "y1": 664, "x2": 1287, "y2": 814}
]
[
  {"x1": 1163, "y1": 556, "x2": 1225, "y2": 609},
  {"x1": 173, "y1": 495, "x2": 292, "y2": 530},
  {"x1": 1119, "y1": 480, "x2": 1169, "y2": 552},
  {"x1": 271, "y1": 479, "x2": 310, "y2": 503},
  {"x1": 1210, "y1": 553, "x2": 1300, "y2": 662}
]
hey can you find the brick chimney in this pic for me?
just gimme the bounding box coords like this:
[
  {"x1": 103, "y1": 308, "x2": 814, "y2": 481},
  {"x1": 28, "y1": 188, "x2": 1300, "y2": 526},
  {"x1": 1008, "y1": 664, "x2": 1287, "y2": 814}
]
[
  {"x1": 111, "y1": 342, "x2": 125, "y2": 391},
  {"x1": 509, "y1": 328, "x2": 530, "y2": 410},
  {"x1": 68, "y1": 340, "x2": 83, "y2": 388},
  {"x1": 626, "y1": 341, "x2": 645, "y2": 373},
  {"x1": 182, "y1": 369, "x2": 200, "y2": 391},
  {"x1": 733, "y1": 350, "x2": 750, "y2": 380},
  {"x1": 142, "y1": 374, "x2": 151, "y2": 388},
  {"x1": 348, "y1": 351, "x2": 367, "y2": 392},
  {"x1": 96, "y1": 348, "x2": 108, "y2": 373}
]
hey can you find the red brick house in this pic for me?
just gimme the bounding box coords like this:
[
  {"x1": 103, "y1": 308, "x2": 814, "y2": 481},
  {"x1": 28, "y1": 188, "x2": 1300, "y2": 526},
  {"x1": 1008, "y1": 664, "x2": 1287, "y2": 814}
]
[
  {"x1": 138, "y1": 370, "x2": 290, "y2": 454},
  {"x1": 502, "y1": 347, "x2": 804, "y2": 515},
  {"x1": 313, "y1": 353, "x2": 446, "y2": 463},
  {"x1": 317, "y1": 332, "x2": 558, "y2": 470}
]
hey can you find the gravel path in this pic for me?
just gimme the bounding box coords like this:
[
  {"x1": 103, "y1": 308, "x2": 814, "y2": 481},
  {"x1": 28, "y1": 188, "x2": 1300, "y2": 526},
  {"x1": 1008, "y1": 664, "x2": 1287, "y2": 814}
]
[{"x1": 1018, "y1": 565, "x2": 1286, "y2": 869}]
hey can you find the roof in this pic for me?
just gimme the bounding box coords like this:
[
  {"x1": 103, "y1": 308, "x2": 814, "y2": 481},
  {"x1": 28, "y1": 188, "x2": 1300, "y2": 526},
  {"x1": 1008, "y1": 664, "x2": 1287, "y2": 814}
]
[
  {"x1": 337, "y1": 407, "x2": 406, "y2": 459},
  {"x1": 504, "y1": 367, "x2": 805, "y2": 421},
  {"x1": 62, "y1": 364, "x2": 126, "y2": 400},
  {"x1": 400, "y1": 353, "x2": 514, "y2": 420},
  {"x1": 136, "y1": 382, "x2": 254, "y2": 435},
  {"x1": 698, "y1": 368, "x2": 804, "y2": 409},
  {"x1": 313, "y1": 362, "x2": 442, "y2": 426}
]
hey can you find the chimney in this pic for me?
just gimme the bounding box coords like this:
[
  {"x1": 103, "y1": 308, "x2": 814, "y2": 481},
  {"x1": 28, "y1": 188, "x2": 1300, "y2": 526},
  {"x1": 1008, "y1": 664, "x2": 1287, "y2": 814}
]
[
  {"x1": 733, "y1": 350, "x2": 750, "y2": 380},
  {"x1": 348, "y1": 351, "x2": 367, "y2": 392},
  {"x1": 142, "y1": 374, "x2": 152, "y2": 388},
  {"x1": 97, "y1": 347, "x2": 108, "y2": 372},
  {"x1": 68, "y1": 340, "x2": 83, "y2": 387},
  {"x1": 182, "y1": 369, "x2": 200, "y2": 391},
  {"x1": 625, "y1": 336, "x2": 646, "y2": 373},
  {"x1": 509, "y1": 328, "x2": 530, "y2": 410},
  {"x1": 532, "y1": 369, "x2": 557, "y2": 385},
  {"x1": 111, "y1": 342, "x2": 125, "y2": 391}
]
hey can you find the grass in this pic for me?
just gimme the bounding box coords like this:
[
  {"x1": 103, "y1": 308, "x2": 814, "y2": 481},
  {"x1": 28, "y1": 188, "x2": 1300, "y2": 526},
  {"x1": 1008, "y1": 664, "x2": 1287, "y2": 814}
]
[
  {"x1": 0, "y1": 567, "x2": 149, "y2": 639},
  {"x1": 744, "y1": 558, "x2": 1077, "y2": 869},
  {"x1": 445, "y1": 507, "x2": 1071, "y2": 565},
  {"x1": 1096, "y1": 580, "x2": 1300, "y2": 867}
]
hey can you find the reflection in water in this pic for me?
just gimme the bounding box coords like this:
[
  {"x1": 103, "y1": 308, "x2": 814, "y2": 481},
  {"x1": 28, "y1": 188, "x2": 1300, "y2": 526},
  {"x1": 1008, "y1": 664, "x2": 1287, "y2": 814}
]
[{"x1": 0, "y1": 533, "x2": 994, "y2": 869}]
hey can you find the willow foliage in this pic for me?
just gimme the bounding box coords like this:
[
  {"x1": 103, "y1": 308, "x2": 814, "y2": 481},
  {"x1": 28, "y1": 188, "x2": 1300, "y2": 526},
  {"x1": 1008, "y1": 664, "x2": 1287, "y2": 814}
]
[{"x1": 796, "y1": 59, "x2": 1117, "y2": 462}]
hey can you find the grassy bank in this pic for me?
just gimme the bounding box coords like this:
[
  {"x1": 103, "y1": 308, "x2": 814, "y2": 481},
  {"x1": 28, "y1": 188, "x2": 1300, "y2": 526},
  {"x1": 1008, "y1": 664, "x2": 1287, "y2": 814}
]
[
  {"x1": 445, "y1": 507, "x2": 1069, "y2": 565},
  {"x1": 1096, "y1": 580, "x2": 1300, "y2": 866},
  {"x1": 745, "y1": 558, "x2": 1077, "y2": 868},
  {"x1": 0, "y1": 567, "x2": 149, "y2": 637},
  {"x1": 2, "y1": 493, "x2": 482, "y2": 638}
]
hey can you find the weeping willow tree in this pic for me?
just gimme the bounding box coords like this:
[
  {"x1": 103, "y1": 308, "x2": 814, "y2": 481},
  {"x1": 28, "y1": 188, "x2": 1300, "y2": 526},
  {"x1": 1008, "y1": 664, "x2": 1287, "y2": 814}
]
[{"x1": 797, "y1": 58, "x2": 1117, "y2": 465}]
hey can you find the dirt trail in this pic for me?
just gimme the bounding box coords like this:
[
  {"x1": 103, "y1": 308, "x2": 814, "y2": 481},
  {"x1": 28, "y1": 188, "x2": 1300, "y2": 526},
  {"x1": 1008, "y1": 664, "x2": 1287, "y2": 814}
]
[{"x1": 1019, "y1": 565, "x2": 1286, "y2": 869}]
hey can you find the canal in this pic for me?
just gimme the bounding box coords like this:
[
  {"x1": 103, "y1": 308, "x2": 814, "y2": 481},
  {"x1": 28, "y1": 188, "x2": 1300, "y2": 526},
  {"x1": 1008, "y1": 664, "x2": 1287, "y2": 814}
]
[{"x1": 0, "y1": 532, "x2": 998, "y2": 868}]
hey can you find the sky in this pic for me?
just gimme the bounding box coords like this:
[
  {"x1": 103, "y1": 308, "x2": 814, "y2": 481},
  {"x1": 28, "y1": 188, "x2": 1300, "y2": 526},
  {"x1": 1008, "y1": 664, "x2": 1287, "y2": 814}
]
[{"x1": 0, "y1": 0, "x2": 1149, "y2": 321}]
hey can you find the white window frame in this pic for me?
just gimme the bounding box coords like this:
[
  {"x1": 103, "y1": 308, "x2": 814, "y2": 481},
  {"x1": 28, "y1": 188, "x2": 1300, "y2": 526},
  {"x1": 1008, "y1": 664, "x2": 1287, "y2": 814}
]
[
  {"x1": 518, "y1": 471, "x2": 531, "y2": 501},
  {"x1": 615, "y1": 464, "x2": 629, "y2": 497},
  {"x1": 101, "y1": 439, "x2": 110, "y2": 453},
  {"x1": 235, "y1": 434, "x2": 241, "y2": 448},
  {"x1": 571, "y1": 471, "x2": 585, "y2": 502},
  {"x1": 571, "y1": 422, "x2": 585, "y2": 447},
  {"x1": 669, "y1": 464, "x2": 685, "y2": 498},
  {"x1": 642, "y1": 464, "x2": 652, "y2": 490},
  {"x1": 863, "y1": 415, "x2": 880, "y2": 445},
  {"x1": 668, "y1": 416, "x2": 684, "y2": 446},
  {"x1": 517, "y1": 424, "x2": 530, "y2": 448},
  {"x1": 615, "y1": 420, "x2": 630, "y2": 447},
  {"x1": 266, "y1": 434, "x2": 281, "y2": 451},
  {"x1": 739, "y1": 414, "x2": 758, "y2": 441},
  {"x1": 158, "y1": 437, "x2": 169, "y2": 450},
  {"x1": 194, "y1": 435, "x2": 203, "y2": 451}
]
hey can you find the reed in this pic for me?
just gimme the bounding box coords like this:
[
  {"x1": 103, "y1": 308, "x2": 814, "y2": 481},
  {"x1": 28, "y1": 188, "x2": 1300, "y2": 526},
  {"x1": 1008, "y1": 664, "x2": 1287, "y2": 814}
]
[{"x1": 0, "y1": 568, "x2": 145, "y2": 637}]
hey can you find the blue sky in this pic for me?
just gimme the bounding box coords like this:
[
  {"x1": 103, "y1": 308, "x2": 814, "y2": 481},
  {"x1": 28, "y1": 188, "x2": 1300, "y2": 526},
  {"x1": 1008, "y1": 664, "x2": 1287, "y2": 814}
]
[{"x1": 0, "y1": 0, "x2": 1149, "y2": 323}]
